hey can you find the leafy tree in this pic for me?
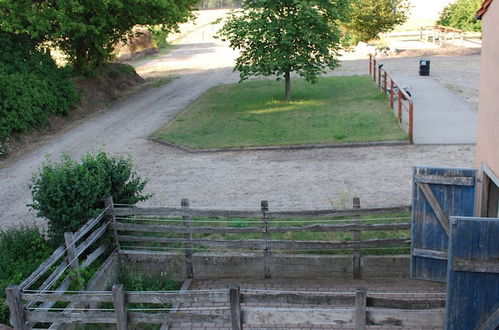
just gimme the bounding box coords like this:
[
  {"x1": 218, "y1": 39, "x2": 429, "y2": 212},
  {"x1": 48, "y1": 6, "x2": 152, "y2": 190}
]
[
  {"x1": 30, "y1": 150, "x2": 151, "y2": 244},
  {"x1": 216, "y1": 0, "x2": 350, "y2": 102},
  {"x1": 438, "y1": 0, "x2": 482, "y2": 32},
  {"x1": 344, "y1": 0, "x2": 410, "y2": 44},
  {"x1": 0, "y1": 0, "x2": 199, "y2": 73}
]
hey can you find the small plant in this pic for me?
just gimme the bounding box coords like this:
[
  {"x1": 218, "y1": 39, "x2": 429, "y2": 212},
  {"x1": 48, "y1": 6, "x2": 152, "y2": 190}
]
[
  {"x1": 0, "y1": 226, "x2": 52, "y2": 325},
  {"x1": 29, "y1": 150, "x2": 152, "y2": 245}
]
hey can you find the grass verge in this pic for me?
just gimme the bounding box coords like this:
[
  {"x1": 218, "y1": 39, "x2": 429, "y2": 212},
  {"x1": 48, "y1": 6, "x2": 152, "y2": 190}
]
[{"x1": 152, "y1": 75, "x2": 407, "y2": 149}]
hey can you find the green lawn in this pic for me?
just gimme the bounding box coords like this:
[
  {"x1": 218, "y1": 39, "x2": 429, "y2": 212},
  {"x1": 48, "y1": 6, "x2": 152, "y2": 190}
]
[{"x1": 152, "y1": 75, "x2": 407, "y2": 149}]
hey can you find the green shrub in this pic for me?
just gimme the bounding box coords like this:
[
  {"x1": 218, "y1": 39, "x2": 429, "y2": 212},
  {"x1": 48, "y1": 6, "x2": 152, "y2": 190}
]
[
  {"x1": 30, "y1": 150, "x2": 152, "y2": 245},
  {"x1": 150, "y1": 26, "x2": 170, "y2": 49},
  {"x1": 0, "y1": 226, "x2": 52, "y2": 325},
  {"x1": 438, "y1": 0, "x2": 482, "y2": 32},
  {"x1": 0, "y1": 32, "x2": 80, "y2": 143}
]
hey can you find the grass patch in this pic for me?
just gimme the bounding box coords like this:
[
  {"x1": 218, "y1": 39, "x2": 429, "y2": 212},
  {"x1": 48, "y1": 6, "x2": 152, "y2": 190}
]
[{"x1": 153, "y1": 75, "x2": 407, "y2": 149}]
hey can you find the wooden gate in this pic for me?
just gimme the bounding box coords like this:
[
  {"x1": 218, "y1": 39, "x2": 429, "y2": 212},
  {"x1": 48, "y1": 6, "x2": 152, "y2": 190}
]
[
  {"x1": 411, "y1": 166, "x2": 477, "y2": 282},
  {"x1": 445, "y1": 217, "x2": 499, "y2": 330}
]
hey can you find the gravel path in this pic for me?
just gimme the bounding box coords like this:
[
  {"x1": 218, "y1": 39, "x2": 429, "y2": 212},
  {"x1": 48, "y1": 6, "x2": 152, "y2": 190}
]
[{"x1": 0, "y1": 12, "x2": 477, "y2": 228}]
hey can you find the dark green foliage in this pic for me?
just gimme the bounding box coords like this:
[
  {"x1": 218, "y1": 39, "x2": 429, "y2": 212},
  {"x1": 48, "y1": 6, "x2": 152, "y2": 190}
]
[
  {"x1": 0, "y1": 226, "x2": 52, "y2": 325},
  {"x1": 0, "y1": 0, "x2": 199, "y2": 73},
  {"x1": 438, "y1": 0, "x2": 482, "y2": 32},
  {"x1": 30, "y1": 150, "x2": 151, "y2": 245},
  {"x1": 216, "y1": 0, "x2": 350, "y2": 101},
  {"x1": 0, "y1": 32, "x2": 79, "y2": 143},
  {"x1": 344, "y1": 0, "x2": 410, "y2": 43}
]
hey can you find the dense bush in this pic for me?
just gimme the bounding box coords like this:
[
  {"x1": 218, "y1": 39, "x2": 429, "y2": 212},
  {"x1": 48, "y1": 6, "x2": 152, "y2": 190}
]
[
  {"x1": 0, "y1": 226, "x2": 52, "y2": 325},
  {"x1": 0, "y1": 32, "x2": 79, "y2": 143},
  {"x1": 438, "y1": 0, "x2": 482, "y2": 32},
  {"x1": 30, "y1": 150, "x2": 151, "y2": 245}
]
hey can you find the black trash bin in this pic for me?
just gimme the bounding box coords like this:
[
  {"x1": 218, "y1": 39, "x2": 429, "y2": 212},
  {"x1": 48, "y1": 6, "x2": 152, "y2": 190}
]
[{"x1": 419, "y1": 59, "x2": 430, "y2": 76}]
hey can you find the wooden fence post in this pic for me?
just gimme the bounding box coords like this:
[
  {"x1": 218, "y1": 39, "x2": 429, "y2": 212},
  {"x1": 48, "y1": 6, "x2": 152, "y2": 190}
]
[
  {"x1": 373, "y1": 59, "x2": 377, "y2": 82},
  {"x1": 383, "y1": 72, "x2": 387, "y2": 92},
  {"x1": 408, "y1": 102, "x2": 414, "y2": 144},
  {"x1": 5, "y1": 285, "x2": 27, "y2": 330},
  {"x1": 355, "y1": 287, "x2": 367, "y2": 330},
  {"x1": 261, "y1": 200, "x2": 271, "y2": 279},
  {"x1": 378, "y1": 66, "x2": 382, "y2": 87},
  {"x1": 182, "y1": 199, "x2": 194, "y2": 279},
  {"x1": 352, "y1": 198, "x2": 362, "y2": 279},
  {"x1": 398, "y1": 90, "x2": 403, "y2": 123},
  {"x1": 113, "y1": 284, "x2": 128, "y2": 330},
  {"x1": 64, "y1": 232, "x2": 81, "y2": 280},
  {"x1": 369, "y1": 54, "x2": 372, "y2": 75},
  {"x1": 105, "y1": 196, "x2": 120, "y2": 250},
  {"x1": 229, "y1": 284, "x2": 242, "y2": 330},
  {"x1": 390, "y1": 79, "x2": 394, "y2": 110}
]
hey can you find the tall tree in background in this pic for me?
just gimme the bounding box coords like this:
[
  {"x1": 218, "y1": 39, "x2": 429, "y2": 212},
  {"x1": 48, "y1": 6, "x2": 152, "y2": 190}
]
[
  {"x1": 344, "y1": 0, "x2": 410, "y2": 44},
  {"x1": 438, "y1": 0, "x2": 482, "y2": 32},
  {"x1": 216, "y1": 0, "x2": 350, "y2": 102},
  {"x1": 0, "y1": 0, "x2": 199, "y2": 73}
]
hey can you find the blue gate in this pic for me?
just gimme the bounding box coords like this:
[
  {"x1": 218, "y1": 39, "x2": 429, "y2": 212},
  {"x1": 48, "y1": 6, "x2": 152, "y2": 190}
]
[
  {"x1": 446, "y1": 217, "x2": 499, "y2": 330},
  {"x1": 411, "y1": 166, "x2": 477, "y2": 282}
]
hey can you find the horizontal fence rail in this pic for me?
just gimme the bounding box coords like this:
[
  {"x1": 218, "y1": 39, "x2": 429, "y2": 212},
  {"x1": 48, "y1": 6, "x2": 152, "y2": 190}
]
[{"x1": 369, "y1": 54, "x2": 414, "y2": 143}]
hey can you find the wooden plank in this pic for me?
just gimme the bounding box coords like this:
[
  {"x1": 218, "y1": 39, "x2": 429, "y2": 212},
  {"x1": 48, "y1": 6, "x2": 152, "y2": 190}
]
[
  {"x1": 81, "y1": 244, "x2": 109, "y2": 268},
  {"x1": 112, "y1": 284, "x2": 128, "y2": 330},
  {"x1": 417, "y1": 182, "x2": 450, "y2": 235},
  {"x1": 19, "y1": 245, "x2": 66, "y2": 290},
  {"x1": 111, "y1": 222, "x2": 264, "y2": 234},
  {"x1": 105, "y1": 197, "x2": 120, "y2": 250},
  {"x1": 415, "y1": 174, "x2": 475, "y2": 186},
  {"x1": 452, "y1": 258, "x2": 499, "y2": 274},
  {"x1": 117, "y1": 235, "x2": 410, "y2": 250},
  {"x1": 162, "y1": 278, "x2": 193, "y2": 330},
  {"x1": 112, "y1": 206, "x2": 410, "y2": 219},
  {"x1": 268, "y1": 223, "x2": 410, "y2": 233},
  {"x1": 35, "y1": 260, "x2": 68, "y2": 292},
  {"x1": 126, "y1": 291, "x2": 228, "y2": 304},
  {"x1": 26, "y1": 311, "x2": 230, "y2": 324},
  {"x1": 75, "y1": 222, "x2": 109, "y2": 256},
  {"x1": 182, "y1": 199, "x2": 194, "y2": 279},
  {"x1": 355, "y1": 288, "x2": 366, "y2": 330},
  {"x1": 22, "y1": 292, "x2": 113, "y2": 303},
  {"x1": 229, "y1": 285, "x2": 242, "y2": 330},
  {"x1": 367, "y1": 297, "x2": 445, "y2": 309},
  {"x1": 5, "y1": 286, "x2": 28, "y2": 330},
  {"x1": 242, "y1": 307, "x2": 354, "y2": 325},
  {"x1": 262, "y1": 201, "x2": 271, "y2": 279},
  {"x1": 479, "y1": 308, "x2": 499, "y2": 330},
  {"x1": 241, "y1": 292, "x2": 354, "y2": 306},
  {"x1": 64, "y1": 232, "x2": 80, "y2": 276},
  {"x1": 412, "y1": 248, "x2": 448, "y2": 260},
  {"x1": 73, "y1": 211, "x2": 107, "y2": 240},
  {"x1": 367, "y1": 308, "x2": 444, "y2": 327}
]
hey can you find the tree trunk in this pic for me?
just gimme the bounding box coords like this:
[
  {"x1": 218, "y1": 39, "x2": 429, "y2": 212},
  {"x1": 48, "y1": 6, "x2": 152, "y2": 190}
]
[{"x1": 284, "y1": 71, "x2": 291, "y2": 102}]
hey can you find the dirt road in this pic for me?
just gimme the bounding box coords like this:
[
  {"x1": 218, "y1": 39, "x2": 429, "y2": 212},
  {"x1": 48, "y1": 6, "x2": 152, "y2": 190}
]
[{"x1": 0, "y1": 11, "x2": 477, "y2": 228}]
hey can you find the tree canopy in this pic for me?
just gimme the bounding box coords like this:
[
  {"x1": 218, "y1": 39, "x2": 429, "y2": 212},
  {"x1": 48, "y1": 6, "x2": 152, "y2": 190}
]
[
  {"x1": 0, "y1": 0, "x2": 199, "y2": 73},
  {"x1": 216, "y1": 0, "x2": 350, "y2": 102},
  {"x1": 438, "y1": 0, "x2": 482, "y2": 32},
  {"x1": 344, "y1": 0, "x2": 410, "y2": 44}
]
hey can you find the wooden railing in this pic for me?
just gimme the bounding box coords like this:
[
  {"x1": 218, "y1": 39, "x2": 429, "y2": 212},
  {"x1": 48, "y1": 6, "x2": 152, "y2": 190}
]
[
  {"x1": 17, "y1": 284, "x2": 445, "y2": 329},
  {"x1": 369, "y1": 54, "x2": 414, "y2": 143},
  {"x1": 9, "y1": 199, "x2": 418, "y2": 329}
]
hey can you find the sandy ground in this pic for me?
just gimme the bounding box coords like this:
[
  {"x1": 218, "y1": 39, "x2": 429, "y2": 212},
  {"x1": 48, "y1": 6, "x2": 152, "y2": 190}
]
[{"x1": 0, "y1": 10, "x2": 479, "y2": 229}]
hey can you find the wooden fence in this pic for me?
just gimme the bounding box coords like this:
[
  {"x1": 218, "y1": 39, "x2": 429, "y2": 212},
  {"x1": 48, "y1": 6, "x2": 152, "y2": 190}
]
[
  {"x1": 16, "y1": 283, "x2": 445, "y2": 329},
  {"x1": 8, "y1": 198, "x2": 423, "y2": 329},
  {"x1": 369, "y1": 54, "x2": 414, "y2": 143}
]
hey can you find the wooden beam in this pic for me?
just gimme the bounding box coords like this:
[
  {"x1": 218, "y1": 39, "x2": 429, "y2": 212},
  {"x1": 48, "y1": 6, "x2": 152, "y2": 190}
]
[
  {"x1": 242, "y1": 307, "x2": 354, "y2": 325},
  {"x1": 479, "y1": 308, "x2": 499, "y2": 330},
  {"x1": 182, "y1": 199, "x2": 194, "y2": 279},
  {"x1": 5, "y1": 286, "x2": 27, "y2": 330},
  {"x1": 367, "y1": 297, "x2": 445, "y2": 309},
  {"x1": 355, "y1": 288, "x2": 367, "y2": 330},
  {"x1": 415, "y1": 174, "x2": 475, "y2": 186},
  {"x1": 453, "y1": 258, "x2": 499, "y2": 274},
  {"x1": 229, "y1": 284, "x2": 242, "y2": 330},
  {"x1": 412, "y1": 248, "x2": 448, "y2": 260},
  {"x1": 417, "y1": 182, "x2": 450, "y2": 235},
  {"x1": 19, "y1": 245, "x2": 66, "y2": 290},
  {"x1": 112, "y1": 284, "x2": 128, "y2": 330},
  {"x1": 241, "y1": 292, "x2": 354, "y2": 306}
]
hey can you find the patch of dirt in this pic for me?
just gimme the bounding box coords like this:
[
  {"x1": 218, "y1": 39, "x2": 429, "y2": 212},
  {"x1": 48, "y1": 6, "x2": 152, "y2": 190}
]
[{"x1": 0, "y1": 63, "x2": 145, "y2": 167}]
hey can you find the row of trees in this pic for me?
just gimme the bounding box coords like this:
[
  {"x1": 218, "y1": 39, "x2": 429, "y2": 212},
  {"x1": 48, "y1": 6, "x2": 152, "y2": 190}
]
[{"x1": 217, "y1": 0, "x2": 410, "y2": 102}]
